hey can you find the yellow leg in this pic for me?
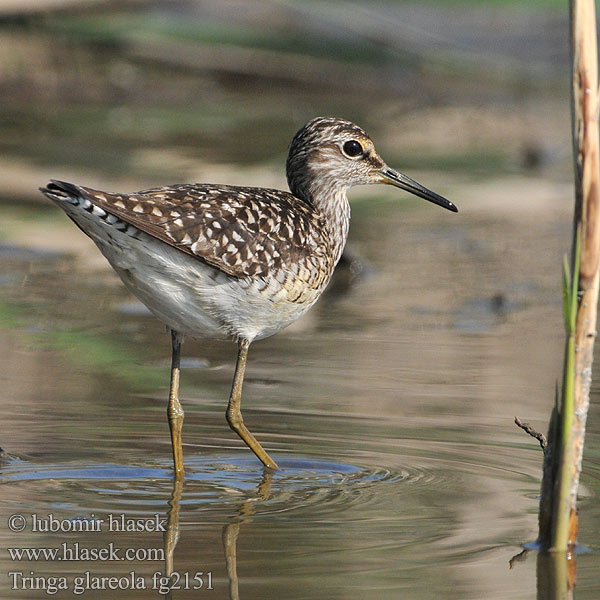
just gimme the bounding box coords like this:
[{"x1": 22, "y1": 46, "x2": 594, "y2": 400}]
[
  {"x1": 168, "y1": 330, "x2": 185, "y2": 480},
  {"x1": 226, "y1": 338, "x2": 279, "y2": 469}
]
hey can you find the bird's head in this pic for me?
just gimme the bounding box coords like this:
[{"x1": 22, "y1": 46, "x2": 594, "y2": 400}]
[{"x1": 286, "y1": 117, "x2": 457, "y2": 212}]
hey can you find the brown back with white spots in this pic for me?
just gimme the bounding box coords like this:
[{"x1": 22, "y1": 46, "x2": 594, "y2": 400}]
[{"x1": 72, "y1": 182, "x2": 335, "y2": 281}]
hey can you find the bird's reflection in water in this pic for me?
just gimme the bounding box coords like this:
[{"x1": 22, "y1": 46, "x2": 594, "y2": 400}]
[
  {"x1": 164, "y1": 476, "x2": 184, "y2": 580},
  {"x1": 222, "y1": 469, "x2": 274, "y2": 600},
  {"x1": 162, "y1": 468, "x2": 274, "y2": 600}
]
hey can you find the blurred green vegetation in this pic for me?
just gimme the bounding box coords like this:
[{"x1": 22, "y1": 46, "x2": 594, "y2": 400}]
[
  {"x1": 421, "y1": 0, "x2": 564, "y2": 6},
  {"x1": 0, "y1": 0, "x2": 569, "y2": 190},
  {"x1": 42, "y1": 14, "x2": 392, "y2": 65}
]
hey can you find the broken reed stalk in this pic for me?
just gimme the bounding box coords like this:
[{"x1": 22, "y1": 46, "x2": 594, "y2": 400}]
[{"x1": 537, "y1": 0, "x2": 600, "y2": 553}]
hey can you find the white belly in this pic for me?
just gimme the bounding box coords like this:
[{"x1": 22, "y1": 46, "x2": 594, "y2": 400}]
[
  {"x1": 58, "y1": 199, "x2": 325, "y2": 342},
  {"x1": 95, "y1": 223, "x2": 317, "y2": 342}
]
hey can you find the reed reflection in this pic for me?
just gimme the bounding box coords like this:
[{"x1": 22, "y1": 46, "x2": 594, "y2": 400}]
[{"x1": 509, "y1": 546, "x2": 577, "y2": 599}]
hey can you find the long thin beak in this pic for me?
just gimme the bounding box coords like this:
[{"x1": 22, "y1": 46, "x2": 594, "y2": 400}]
[{"x1": 379, "y1": 167, "x2": 458, "y2": 212}]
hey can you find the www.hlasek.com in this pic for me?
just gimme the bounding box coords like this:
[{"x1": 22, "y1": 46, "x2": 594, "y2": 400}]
[
  {"x1": 9, "y1": 572, "x2": 214, "y2": 595},
  {"x1": 8, "y1": 542, "x2": 164, "y2": 562}
]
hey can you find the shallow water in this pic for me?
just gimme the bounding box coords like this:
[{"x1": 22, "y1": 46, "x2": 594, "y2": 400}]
[
  {"x1": 0, "y1": 190, "x2": 599, "y2": 599},
  {"x1": 1, "y1": 1, "x2": 596, "y2": 597}
]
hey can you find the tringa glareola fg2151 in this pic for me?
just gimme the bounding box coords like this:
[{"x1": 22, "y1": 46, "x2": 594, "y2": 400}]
[{"x1": 40, "y1": 117, "x2": 457, "y2": 478}]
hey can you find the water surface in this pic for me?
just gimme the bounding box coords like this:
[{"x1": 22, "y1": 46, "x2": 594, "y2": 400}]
[{"x1": 0, "y1": 192, "x2": 598, "y2": 599}]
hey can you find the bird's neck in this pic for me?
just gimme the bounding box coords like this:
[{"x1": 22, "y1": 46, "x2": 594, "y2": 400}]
[{"x1": 305, "y1": 182, "x2": 351, "y2": 267}]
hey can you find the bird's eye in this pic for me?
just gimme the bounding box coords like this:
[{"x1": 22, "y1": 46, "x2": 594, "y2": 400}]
[{"x1": 342, "y1": 140, "x2": 363, "y2": 158}]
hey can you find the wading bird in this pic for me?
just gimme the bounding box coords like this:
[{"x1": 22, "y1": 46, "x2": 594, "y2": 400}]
[{"x1": 40, "y1": 117, "x2": 457, "y2": 478}]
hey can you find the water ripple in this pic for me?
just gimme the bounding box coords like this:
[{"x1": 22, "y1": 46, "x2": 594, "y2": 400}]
[{"x1": 0, "y1": 454, "x2": 434, "y2": 522}]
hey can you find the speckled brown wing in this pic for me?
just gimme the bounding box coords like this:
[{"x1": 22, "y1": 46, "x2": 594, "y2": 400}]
[{"x1": 59, "y1": 181, "x2": 328, "y2": 279}]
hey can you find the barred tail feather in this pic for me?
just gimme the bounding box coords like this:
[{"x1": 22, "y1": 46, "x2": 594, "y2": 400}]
[{"x1": 39, "y1": 180, "x2": 85, "y2": 204}]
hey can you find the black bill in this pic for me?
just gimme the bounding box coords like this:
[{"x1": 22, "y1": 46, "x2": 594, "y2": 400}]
[{"x1": 380, "y1": 167, "x2": 458, "y2": 213}]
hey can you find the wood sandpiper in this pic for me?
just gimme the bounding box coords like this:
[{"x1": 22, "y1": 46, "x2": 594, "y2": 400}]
[{"x1": 40, "y1": 117, "x2": 457, "y2": 478}]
